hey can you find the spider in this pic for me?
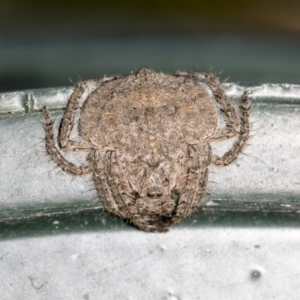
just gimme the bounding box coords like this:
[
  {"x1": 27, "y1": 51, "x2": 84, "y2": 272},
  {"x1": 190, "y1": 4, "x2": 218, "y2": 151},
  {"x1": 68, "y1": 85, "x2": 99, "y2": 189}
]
[{"x1": 42, "y1": 68, "x2": 250, "y2": 232}]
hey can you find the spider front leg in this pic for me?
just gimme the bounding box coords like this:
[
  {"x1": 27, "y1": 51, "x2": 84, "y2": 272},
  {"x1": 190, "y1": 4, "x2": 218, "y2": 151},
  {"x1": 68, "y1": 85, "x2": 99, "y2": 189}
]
[
  {"x1": 194, "y1": 73, "x2": 250, "y2": 165},
  {"x1": 202, "y1": 73, "x2": 242, "y2": 140},
  {"x1": 212, "y1": 92, "x2": 250, "y2": 166},
  {"x1": 42, "y1": 107, "x2": 92, "y2": 175},
  {"x1": 59, "y1": 76, "x2": 118, "y2": 152},
  {"x1": 91, "y1": 150, "x2": 135, "y2": 218},
  {"x1": 175, "y1": 71, "x2": 243, "y2": 141},
  {"x1": 157, "y1": 143, "x2": 211, "y2": 230},
  {"x1": 175, "y1": 144, "x2": 210, "y2": 216}
]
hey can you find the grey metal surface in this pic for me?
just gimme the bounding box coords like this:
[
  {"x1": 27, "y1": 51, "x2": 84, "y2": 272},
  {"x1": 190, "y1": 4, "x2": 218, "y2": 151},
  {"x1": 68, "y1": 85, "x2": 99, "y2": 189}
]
[
  {"x1": 1, "y1": 83, "x2": 300, "y2": 220},
  {"x1": 1, "y1": 82, "x2": 300, "y2": 299}
]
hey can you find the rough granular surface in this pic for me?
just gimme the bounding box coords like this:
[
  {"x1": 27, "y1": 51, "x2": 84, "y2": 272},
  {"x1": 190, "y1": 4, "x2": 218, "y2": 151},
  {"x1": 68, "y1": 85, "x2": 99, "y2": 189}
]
[{"x1": 42, "y1": 68, "x2": 250, "y2": 232}]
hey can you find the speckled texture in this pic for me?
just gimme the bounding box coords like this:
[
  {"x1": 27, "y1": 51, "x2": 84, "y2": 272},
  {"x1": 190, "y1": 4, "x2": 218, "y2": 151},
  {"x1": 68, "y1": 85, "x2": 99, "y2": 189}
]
[{"x1": 42, "y1": 68, "x2": 250, "y2": 232}]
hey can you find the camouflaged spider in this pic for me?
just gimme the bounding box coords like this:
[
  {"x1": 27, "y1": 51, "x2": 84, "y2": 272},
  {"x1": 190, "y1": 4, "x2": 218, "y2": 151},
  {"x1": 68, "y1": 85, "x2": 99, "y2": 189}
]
[{"x1": 42, "y1": 68, "x2": 250, "y2": 232}]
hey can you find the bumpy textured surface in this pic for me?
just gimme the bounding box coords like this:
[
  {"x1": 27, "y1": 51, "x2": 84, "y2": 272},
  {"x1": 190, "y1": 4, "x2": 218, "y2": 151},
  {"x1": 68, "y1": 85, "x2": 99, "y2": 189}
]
[{"x1": 42, "y1": 68, "x2": 250, "y2": 232}]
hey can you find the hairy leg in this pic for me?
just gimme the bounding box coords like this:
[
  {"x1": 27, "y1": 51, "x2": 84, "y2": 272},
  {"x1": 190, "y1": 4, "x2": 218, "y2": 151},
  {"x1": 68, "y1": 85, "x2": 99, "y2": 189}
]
[
  {"x1": 92, "y1": 150, "x2": 177, "y2": 232},
  {"x1": 171, "y1": 144, "x2": 211, "y2": 223},
  {"x1": 174, "y1": 71, "x2": 240, "y2": 140},
  {"x1": 145, "y1": 144, "x2": 211, "y2": 232},
  {"x1": 59, "y1": 76, "x2": 117, "y2": 151},
  {"x1": 201, "y1": 73, "x2": 241, "y2": 140},
  {"x1": 42, "y1": 107, "x2": 92, "y2": 175},
  {"x1": 212, "y1": 92, "x2": 250, "y2": 166},
  {"x1": 91, "y1": 150, "x2": 140, "y2": 225}
]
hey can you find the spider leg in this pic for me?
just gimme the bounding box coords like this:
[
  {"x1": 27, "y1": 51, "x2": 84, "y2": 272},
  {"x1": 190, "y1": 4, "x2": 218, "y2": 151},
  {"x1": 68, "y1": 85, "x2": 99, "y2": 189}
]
[
  {"x1": 172, "y1": 144, "x2": 210, "y2": 222},
  {"x1": 106, "y1": 151, "x2": 162, "y2": 232},
  {"x1": 176, "y1": 144, "x2": 211, "y2": 218},
  {"x1": 91, "y1": 150, "x2": 144, "y2": 225},
  {"x1": 92, "y1": 150, "x2": 172, "y2": 232},
  {"x1": 179, "y1": 72, "x2": 250, "y2": 166},
  {"x1": 42, "y1": 107, "x2": 92, "y2": 175},
  {"x1": 212, "y1": 92, "x2": 250, "y2": 166},
  {"x1": 150, "y1": 144, "x2": 210, "y2": 231},
  {"x1": 59, "y1": 76, "x2": 117, "y2": 151},
  {"x1": 202, "y1": 73, "x2": 241, "y2": 140},
  {"x1": 174, "y1": 71, "x2": 240, "y2": 140},
  {"x1": 92, "y1": 152, "x2": 125, "y2": 218}
]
